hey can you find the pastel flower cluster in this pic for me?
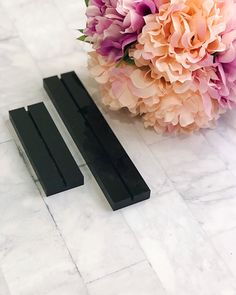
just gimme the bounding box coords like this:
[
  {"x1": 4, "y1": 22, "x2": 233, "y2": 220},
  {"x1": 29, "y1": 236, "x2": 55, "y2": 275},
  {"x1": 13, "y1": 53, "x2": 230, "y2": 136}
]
[{"x1": 82, "y1": 0, "x2": 236, "y2": 134}]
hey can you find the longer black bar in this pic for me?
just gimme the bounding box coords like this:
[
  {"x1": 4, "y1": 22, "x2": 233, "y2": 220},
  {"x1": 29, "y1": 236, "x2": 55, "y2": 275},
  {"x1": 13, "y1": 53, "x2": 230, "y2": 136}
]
[
  {"x1": 43, "y1": 76, "x2": 132, "y2": 210},
  {"x1": 9, "y1": 103, "x2": 84, "y2": 196},
  {"x1": 61, "y1": 71, "x2": 150, "y2": 202}
]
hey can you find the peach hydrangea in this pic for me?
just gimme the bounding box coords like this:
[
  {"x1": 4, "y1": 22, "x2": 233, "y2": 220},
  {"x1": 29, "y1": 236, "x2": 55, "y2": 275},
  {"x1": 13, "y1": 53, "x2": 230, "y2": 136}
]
[
  {"x1": 131, "y1": 0, "x2": 226, "y2": 83},
  {"x1": 89, "y1": 51, "x2": 225, "y2": 133}
]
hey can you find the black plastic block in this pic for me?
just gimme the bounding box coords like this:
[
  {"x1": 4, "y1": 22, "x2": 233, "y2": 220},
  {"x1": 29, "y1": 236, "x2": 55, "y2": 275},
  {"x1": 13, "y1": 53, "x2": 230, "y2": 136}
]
[
  {"x1": 61, "y1": 71, "x2": 150, "y2": 202},
  {"x1": 9, "y1": 103, "x2": 84, "y2": 196},
  {"x1": 44, "y1": 76, "x2": 132, "y2": 210}
]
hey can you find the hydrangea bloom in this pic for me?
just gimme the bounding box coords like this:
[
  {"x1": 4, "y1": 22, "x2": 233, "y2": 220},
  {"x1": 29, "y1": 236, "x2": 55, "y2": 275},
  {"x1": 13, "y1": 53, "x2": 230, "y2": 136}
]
[
  {"x1": 83, "y1": 0, "x2": 236, "y2": 134},
  {"x1": 85, "y1": 0, "x2": 157, "y2": 61}
]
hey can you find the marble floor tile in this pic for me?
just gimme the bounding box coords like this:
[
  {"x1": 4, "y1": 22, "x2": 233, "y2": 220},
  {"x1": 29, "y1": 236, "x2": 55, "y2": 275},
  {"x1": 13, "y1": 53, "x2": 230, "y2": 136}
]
[
  {"x1": 187, "y1": 187, "x2": 236, "y2": 236},
  {"x1": 149, "y1": 133, "x2": 236, "y2": 199},
  {"x1": 87, "y1": 261, "x2": 166, "y2": 295},
  {"x1": 44, "y1": 165, "x2": 145, "y2": 283},
  {"x1": 0, "y1": 4, "x2": 17, "y2": 41},
  {"x1": 1, "y1": 0, "x2": 78, "y2": 61},
  {"x1": 97, "y1": 107, "x2": 172, "y2": 195},
  {"x1": 123, "y1": 190, "x2": 236, "y2": 295},
  {"x1": 0, "y1": 38, "x2": 43, "y2": 108},
  {"x1": 211, "y1": 228, "x2": 236, "y2": 278}
]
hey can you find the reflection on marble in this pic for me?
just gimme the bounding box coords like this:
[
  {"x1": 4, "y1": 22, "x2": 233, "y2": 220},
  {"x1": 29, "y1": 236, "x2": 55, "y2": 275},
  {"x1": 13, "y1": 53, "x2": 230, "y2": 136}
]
[
  {"x1": 87, "y1": 261, "x2": 166, "y2": 295},
  {"x1": 44, "y1": 166, "x2": 145, "y2": 283},
  {"x1": 123, "y1": 190, "x2": 236, "y2": 295}
]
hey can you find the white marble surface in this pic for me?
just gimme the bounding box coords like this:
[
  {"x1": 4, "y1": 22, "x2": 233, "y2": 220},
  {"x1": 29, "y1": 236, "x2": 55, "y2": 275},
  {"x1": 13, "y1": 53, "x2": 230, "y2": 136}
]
[{"x1": 0, "y1": 0, "x2": 236, "y2": 294}]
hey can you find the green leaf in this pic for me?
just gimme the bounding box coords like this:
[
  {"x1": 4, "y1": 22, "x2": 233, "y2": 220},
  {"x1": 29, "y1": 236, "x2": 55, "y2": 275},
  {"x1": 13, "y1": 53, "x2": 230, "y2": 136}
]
[
  {"x1": 85, "y1": 0, "x2": 89, "y2": 6},
  {"x1": 116, "y1": 47, "x2": 135, "y2": 67},
  {"x1": 78, "y1": 29, "x2": 84, "y2": 34},
  {"x1": 77, "y1": 35, "x2": 87, "y2": 41}
]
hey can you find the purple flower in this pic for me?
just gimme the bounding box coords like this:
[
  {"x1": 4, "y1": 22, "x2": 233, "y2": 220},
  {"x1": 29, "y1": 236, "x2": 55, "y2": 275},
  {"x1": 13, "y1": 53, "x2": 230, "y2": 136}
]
[
  {"x1": 85, "y1": 0, "x2": 157, "y2": 61},
  {"x1": 215, "y1": 3, "x2": 236, "y2": 108}
]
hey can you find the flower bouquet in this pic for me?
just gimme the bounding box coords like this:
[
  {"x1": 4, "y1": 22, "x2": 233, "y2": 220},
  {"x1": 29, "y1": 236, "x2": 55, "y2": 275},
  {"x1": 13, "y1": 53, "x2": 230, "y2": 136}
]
[{"x1": 79, "y1": 0, "x2": 236, "y2": 134}]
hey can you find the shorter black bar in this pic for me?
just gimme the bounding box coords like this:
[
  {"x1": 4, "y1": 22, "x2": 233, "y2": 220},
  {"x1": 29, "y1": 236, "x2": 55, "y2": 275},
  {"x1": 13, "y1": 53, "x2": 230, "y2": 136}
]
[
  {"x1": 9, "y1": 103, "x2": 84, "y2": 196},
  {"x1": 44, "y1": 76, "x2": 132, "y2": 210}
]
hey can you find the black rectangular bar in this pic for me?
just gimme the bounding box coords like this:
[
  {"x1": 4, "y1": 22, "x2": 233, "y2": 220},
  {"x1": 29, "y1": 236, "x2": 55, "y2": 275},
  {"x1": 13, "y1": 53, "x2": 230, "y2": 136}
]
[
  {"x1": 9, "y1": 107, "x2": 65, "y2": 196},
  {"x1": 28, "y1": 102, "x2": 84, "y2": 188},
  {"x1": 61, "y1": 71, "x2": 150, "y2": 202},
  {"x1": 43, "y1": 76, "x2": 132, "y2": 210}
]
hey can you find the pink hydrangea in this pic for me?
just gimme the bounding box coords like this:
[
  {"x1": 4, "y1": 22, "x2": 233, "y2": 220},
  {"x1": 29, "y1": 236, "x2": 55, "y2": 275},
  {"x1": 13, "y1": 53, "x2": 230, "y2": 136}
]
[
  {"x1": 215, "y1": 0, "x2": 236, "y2": 108},
  {"x1": 85, "y1": 0, "x2": 157, "y2": 61}
]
